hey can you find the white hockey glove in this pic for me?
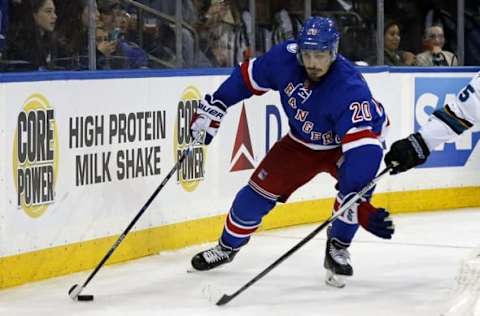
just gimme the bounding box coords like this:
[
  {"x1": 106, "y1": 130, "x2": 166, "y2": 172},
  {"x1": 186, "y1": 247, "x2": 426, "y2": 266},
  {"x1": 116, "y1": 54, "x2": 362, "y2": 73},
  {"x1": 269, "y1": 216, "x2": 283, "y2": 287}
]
[{"x1": 190, "y1": 94, "x2": 227, "y2": 145}]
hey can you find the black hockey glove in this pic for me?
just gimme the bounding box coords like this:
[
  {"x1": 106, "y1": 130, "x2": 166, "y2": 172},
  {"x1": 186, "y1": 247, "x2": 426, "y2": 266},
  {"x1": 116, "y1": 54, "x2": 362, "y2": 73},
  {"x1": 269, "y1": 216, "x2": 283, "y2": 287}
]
[{"x1": 384, "y1": 133, "x2": 430, "y2": 174}]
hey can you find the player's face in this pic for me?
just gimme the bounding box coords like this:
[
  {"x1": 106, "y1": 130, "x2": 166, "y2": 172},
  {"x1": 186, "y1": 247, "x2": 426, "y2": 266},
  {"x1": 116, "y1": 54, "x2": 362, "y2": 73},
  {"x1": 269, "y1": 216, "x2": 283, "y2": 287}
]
[{"x1": 301, "y1": 50, "x2": 332, "y2": 81}]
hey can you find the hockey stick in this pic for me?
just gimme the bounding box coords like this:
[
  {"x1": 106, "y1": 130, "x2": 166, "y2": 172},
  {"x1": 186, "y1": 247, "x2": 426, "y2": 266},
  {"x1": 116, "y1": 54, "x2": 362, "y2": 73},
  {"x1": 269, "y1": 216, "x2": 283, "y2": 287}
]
[
  {"x1": 216, "y1": 164, "x2": 395, "y2": 306},
  {"x1": 68, "y1": 132, "x2": 204, "y2": 301}
]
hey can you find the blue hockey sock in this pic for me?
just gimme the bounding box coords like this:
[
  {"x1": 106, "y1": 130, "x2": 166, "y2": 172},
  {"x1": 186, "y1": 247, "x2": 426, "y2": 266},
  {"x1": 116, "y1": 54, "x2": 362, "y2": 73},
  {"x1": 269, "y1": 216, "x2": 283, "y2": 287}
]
[
  {"x1": 330, "y1": 219, "x2": 359, "y2": 247},
  {"x1": 220, "y1": 185, "x2": 276, "y2": 250}
]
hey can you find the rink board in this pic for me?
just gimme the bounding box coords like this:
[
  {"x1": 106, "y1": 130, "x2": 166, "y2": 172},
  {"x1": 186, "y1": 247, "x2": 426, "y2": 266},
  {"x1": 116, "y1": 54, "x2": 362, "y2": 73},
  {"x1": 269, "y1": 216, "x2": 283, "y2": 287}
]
[{"x1": 1, "y1": 67, "x2": 479, "y2": 289}]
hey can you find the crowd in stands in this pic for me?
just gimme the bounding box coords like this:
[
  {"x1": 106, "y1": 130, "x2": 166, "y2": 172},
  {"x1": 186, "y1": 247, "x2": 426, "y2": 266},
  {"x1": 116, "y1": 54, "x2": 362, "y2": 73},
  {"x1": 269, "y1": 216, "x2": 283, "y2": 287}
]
[{"x1": 0, "y1": 0, "x2": 478, "y2": 72}]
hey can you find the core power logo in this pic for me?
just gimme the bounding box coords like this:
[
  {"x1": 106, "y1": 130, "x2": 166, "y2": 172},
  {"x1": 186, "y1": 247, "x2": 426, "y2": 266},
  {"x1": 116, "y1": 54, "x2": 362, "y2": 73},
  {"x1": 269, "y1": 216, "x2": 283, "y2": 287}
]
[
  {"x1": 12, "y1": 94, "x2": 59, "y2": 218},
  {"x1": 174, "y1": 86, "x2": 205, "y2": 192},
  {"x1": 414, "y1": 77, "x2": 480, "y2": 168}
]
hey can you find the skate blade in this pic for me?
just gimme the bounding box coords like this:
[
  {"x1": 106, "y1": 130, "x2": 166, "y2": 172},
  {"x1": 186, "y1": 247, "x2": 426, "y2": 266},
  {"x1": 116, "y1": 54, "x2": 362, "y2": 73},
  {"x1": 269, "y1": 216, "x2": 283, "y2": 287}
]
[{"x1": 325, "y1": 270, "x2": 346, "y2": 288}]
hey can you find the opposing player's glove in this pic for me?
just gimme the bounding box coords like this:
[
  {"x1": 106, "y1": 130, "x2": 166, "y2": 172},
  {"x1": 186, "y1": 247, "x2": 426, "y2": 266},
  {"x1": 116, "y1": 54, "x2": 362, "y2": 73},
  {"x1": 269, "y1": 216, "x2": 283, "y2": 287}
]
[
  {"x1": 190, "y1": 94, "x2": 227, "y2": 145},
  {"x1": 337, "y1": 193, "x2": 395, "y2": 239},
  {"x1": 384, "y1": 132, "x2": 430, "y2": 174}
]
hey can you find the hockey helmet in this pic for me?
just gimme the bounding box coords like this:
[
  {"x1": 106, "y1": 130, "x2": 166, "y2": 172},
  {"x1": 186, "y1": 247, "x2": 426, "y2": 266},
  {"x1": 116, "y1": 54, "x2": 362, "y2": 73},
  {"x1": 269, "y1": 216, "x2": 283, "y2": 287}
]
[{"x1": 297, "y1": 16, "x2": 340, "y2": 62}]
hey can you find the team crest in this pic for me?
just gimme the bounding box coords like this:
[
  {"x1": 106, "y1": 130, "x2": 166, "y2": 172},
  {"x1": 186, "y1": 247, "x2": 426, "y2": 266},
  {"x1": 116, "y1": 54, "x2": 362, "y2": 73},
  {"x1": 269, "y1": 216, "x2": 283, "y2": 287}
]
[{"x1": 286, "y1": 43, "x2": 298, "y2": 54}]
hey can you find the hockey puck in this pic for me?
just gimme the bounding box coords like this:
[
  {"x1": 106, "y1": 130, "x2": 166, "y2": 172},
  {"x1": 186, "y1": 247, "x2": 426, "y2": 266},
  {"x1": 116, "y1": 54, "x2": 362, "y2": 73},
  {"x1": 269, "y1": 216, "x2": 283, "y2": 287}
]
[
  {"x1": 68, "y1": 284, "x2": 94, "y2": 302},
  {"x1": 77, "y1": 294, "x2": 94, "y2": 302}
]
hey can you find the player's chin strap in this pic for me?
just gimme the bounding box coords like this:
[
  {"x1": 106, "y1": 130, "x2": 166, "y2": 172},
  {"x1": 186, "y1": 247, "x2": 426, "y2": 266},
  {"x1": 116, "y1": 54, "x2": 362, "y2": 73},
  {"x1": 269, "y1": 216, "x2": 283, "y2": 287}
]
[{"x1": 216, "y1": 163, "x2": 397, "y2": 306}]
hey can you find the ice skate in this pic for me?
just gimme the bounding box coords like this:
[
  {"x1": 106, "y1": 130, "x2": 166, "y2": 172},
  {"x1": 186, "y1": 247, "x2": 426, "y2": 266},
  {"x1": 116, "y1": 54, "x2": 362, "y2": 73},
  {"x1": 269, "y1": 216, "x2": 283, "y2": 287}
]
[
  {"x1": 191, "y1": 244, "x2": 238, "y2": 271},
  {"x1": 324, "y1": 237, "x2": 353, "y2": 288}
]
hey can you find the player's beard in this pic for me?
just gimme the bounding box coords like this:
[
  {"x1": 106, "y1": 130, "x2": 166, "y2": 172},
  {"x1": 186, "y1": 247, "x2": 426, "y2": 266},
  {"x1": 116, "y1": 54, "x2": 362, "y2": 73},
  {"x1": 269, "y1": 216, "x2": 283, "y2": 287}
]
[{"x1": 306, "y1": 68, "x2": 326, "y2": 81}]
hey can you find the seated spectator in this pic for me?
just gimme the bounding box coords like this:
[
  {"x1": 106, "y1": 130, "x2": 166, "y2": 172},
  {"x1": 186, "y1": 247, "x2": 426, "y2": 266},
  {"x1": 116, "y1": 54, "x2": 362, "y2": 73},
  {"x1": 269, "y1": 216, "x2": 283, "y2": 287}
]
[
  {"x1": 416, "y1": 25, "x2": 458, "y2": 66},
  {"x1": 0, "y1": 0, "x2": 9, "y2": 57},
  {"x1": 99, "y1": 0, "x2": 116, "y2": 33},
  {"x1": 114, "y1": 10, "x2": 149, "y2": 68},
  {"x1": 55, "y1": 0, "x2": 101, "y2": 69},
  {"x1": 58, "y1": 0, "x2": 138, "y2": 70},
  {"x1": 95, "y1": 26, "x2": 129, "y2": 69},
  {"x1": 130, "y1": 0, "x2": 213, "y2": 68},
  {"x1": 99, "y1": 4, "x2": 148, "y2": 69},
  {"x1": 271, "y1": 8, "x2": 302, "y2": 46},
  {"x1": 99, "y1": 1, "x2": 124, "y2": 40},
  {"x1": 5, "y1": 0, "x2": 58, "y2": 71},
  {"x1": 381, "y1": 20, "x2": 416, "y2": 66},
  {"x1": 198, "y1": 0, "x2": 248, "y2": 67}
]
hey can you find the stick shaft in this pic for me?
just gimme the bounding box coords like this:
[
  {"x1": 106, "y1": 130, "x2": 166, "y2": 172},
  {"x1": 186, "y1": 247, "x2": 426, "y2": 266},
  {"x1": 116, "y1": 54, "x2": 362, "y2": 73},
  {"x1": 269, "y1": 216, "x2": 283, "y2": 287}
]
[
  {"x1": 77, "y1": 135, "x2": 202, "y2": 291},
  {"x1": 217, "y1": 165, "x2": 393, "y2": 306}
]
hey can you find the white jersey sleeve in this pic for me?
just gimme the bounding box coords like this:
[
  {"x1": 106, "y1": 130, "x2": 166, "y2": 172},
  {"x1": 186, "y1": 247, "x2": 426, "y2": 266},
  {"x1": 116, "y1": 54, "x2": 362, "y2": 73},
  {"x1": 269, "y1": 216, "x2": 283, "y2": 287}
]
[{"x1": 419, "y1": 72, "x2": 480, "y2": 150}]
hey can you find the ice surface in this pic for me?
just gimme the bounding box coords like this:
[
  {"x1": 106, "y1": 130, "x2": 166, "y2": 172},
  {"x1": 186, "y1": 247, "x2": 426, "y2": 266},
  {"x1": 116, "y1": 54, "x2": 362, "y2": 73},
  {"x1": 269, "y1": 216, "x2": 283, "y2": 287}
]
[{"x1": 1, "y1": 208, "x2": 479, "y2": 316}]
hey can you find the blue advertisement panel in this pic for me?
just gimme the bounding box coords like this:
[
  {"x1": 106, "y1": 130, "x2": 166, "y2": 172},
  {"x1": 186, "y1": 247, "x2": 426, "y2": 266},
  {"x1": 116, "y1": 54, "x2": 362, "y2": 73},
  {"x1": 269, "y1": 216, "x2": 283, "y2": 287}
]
[{"x1": 414, "y1": 77, "x2": 480, "y2": 168}]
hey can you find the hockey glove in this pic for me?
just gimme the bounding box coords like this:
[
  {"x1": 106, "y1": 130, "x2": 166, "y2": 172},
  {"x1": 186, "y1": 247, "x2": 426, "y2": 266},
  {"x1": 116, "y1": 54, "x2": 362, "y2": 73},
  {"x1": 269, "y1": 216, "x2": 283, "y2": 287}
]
[
  {"x1": 338, "y1": 193, "x2": 395, "y2": 239},
  {"x1": 357, "y1": 202, "x2": 394, "y2": 239},
  {"x1": 384, "y1": 133, "x2": 430, "y2": 174},
  {"x1": 190, "y1": 94, "x2": 227, "y2": 145}
]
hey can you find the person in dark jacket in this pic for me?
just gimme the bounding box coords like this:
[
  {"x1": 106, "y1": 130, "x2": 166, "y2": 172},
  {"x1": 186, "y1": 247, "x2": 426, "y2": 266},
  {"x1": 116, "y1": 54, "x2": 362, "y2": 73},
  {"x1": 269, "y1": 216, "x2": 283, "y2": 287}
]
[{"x1": 6, "y1": 0, "x2": 58, "y2": 71}]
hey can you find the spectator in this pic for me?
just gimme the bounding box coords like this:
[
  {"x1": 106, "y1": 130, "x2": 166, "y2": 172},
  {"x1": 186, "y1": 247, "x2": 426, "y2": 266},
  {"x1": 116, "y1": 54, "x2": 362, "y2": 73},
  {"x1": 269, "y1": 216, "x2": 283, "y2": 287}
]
[
  {"x1": 0, "y1": 0, "x2": 9, "y2": 56},
  {"x1": 5, "y1": 0, "x2": 58, "y2": 71},
  {"x1": 55, "y1": 0, "x2": 100, "y2": 69},
  {"x1": 99, "y1": 0, "x2": 117, "y2": 35},
  {"x1": 416, "y1": 25, "x2": 457, "y2": 66},
  {"x1": 113, "y1": 9, "x2": 149, "y2": 68},
  {"x1": 139, "y1": 0, "x2": 204, "y2": 67},
  {"x1": 99, "y1": 4, "x2": 149, "y2": 69},
  {"x1": 465, "y1": 9, "x2": 480, "y2": 66},
  {"x1": 381, "y1": 20, "x2": 416, "y2": 66},
  {"x1": 95, "y1": 26, "x2": 128, "y2": 69},
  {"x1": 199, "y1": 0, "x2": 249, "y2": 67},
  {"x1": 271, "y1": 8, "x2": 302, "y2": 46},
  {"x1": 385, "y1": 0, "x2": 425, "y2": 54},
  {"x1": 99, "y1": 1, "x2": 129, "y2": 41}
]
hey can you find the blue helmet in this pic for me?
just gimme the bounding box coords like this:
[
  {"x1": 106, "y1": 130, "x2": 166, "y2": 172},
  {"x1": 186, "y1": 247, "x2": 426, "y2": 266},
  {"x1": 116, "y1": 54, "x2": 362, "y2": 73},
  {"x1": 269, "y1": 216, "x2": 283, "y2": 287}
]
[{"x1": 297, "y1": 16, "x2": 340, "y2": 62}]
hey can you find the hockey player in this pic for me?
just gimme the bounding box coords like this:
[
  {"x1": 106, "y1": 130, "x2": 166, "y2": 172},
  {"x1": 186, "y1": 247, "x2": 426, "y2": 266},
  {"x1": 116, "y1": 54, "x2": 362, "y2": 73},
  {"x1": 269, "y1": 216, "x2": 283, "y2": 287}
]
[
  {"x1": 385, "y1": 72, "x2": 480, "y2": 173},
  {"x1": 189, "y1": 16, "x2": 395, "y2": 287}
]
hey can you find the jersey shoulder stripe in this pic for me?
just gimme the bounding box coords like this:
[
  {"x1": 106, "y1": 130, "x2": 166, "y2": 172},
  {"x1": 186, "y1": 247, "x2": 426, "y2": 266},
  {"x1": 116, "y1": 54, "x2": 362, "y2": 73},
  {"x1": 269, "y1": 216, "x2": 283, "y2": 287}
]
[
  {"x1": 433, "y1": 105, "x2": 473, "y2": 135},
  {"x1": 240, "y1": 58, "x2": 269, "y2": 95},
  {"x1": 342, "y1": 128, "x2": 381, "y2": 152}
]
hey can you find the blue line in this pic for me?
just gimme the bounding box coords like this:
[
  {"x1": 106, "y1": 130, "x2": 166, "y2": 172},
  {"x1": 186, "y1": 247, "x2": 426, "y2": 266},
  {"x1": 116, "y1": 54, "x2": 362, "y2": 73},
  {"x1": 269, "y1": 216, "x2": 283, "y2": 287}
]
[{"x1": 0, "y1": 66, "x2": 479, "y2": 83}]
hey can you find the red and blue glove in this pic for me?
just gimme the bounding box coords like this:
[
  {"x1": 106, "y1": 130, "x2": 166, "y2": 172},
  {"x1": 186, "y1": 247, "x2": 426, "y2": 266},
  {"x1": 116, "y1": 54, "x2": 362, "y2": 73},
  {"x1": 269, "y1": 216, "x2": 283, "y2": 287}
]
[{"x1": 337, "y1": 192, "x2": 395, "y2": 239}]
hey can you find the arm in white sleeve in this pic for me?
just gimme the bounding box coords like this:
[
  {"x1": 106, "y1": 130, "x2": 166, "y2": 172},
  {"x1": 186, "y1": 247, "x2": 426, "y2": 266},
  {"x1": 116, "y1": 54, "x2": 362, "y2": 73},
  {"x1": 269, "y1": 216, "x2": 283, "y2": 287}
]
[{"x1": 420, "y1": 72, "x2": 480, "y2": 150}]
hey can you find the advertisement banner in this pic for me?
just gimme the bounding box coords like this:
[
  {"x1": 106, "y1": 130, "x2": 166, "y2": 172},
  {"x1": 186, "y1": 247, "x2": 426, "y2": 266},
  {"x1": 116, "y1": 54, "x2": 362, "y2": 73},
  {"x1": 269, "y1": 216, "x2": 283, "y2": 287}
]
[
  {"x1": 0, "y1": 70, "x2": 479, "y2": 262},
  {"x1": 414, "y1": 77, "x2": 480, "y2": 168}
]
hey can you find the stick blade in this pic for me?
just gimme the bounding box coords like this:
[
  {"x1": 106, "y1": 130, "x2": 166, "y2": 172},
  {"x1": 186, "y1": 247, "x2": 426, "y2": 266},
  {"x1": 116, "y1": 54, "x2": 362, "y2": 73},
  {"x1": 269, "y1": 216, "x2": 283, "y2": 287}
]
[
  {"x1": 68, "y1": 284, "x2": 82, "y2": 300},
  {"x1": 216, "y1": 294, "x2": 233, "y2": 306}
]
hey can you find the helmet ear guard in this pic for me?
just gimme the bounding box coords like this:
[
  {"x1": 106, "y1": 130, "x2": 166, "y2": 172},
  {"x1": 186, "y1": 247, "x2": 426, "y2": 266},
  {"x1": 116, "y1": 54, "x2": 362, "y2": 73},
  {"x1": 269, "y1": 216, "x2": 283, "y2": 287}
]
[{"x1": 297, "y1": 52, "x2": 304, "y2": 66}]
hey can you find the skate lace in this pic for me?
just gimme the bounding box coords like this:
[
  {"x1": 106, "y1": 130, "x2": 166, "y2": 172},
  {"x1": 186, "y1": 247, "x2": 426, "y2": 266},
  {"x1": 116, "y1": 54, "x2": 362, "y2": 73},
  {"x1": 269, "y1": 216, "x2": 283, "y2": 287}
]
[
  {"x1": 203, "y1": 246, "x2": 230, "y2": 264},
  {"x1": 329, "y1": 246, "x2": 351, "y2": 265}
]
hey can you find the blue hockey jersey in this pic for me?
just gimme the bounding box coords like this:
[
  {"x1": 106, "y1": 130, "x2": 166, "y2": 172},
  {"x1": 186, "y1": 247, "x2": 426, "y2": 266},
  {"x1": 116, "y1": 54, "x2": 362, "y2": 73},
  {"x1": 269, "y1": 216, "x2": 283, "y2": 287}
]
[{"x1": 212, "y1": 40, "x2": 388, "y2": 196}]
